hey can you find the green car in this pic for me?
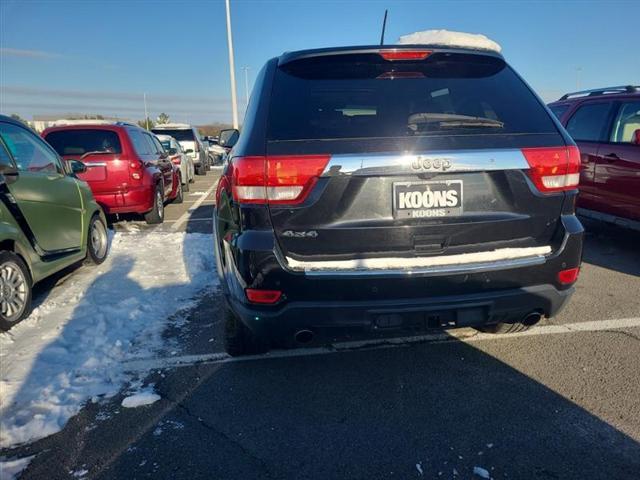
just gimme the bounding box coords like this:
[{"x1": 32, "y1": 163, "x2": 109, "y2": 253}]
[{"x1": 0, "y1": 115, "x2": 109, "y2": 330}]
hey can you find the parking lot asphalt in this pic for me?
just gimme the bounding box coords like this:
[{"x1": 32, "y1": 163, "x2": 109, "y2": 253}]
[{"x1": 4, "y1": 168, "x2": 640, "y2": 479}]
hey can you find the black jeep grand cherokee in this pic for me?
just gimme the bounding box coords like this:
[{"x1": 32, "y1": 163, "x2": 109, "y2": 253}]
[{"x1": 214, "y1": 44, "x2": 583, "y2": 355}]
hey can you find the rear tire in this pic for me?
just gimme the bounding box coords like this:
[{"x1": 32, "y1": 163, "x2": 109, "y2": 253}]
[
  {"x1": 196, "y1": 163, "x2": 206, "y2": 176},
  {"x1": 173, "y1": 177, "x2": 184, "y2": 204},
  {"x1": 144, "y1": 185, "x2": 164, "y2": 224},
  {"x1": 84, "y1": 214, "x2": 109, "y2": 265},
  {"x1": 223, "y1": 307, "x2": 269, "y2": 356},
  {"x1": 476, "y1": 322, "x2": 533, "y2": 334},
  {"x1": 0, "y1": 252, "x2": 32, "y2": 331}
]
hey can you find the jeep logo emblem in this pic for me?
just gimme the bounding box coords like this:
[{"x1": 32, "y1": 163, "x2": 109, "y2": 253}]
[{"x1": 410, "y1": 156, "x2": 452, "y2": 172}]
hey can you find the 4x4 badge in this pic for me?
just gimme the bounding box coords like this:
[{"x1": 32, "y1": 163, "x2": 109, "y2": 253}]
[{"x1": 411, "y1": 156, "x2": 452, "y2": 171}]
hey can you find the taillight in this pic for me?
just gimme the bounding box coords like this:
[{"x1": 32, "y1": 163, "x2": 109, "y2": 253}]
[
  {"x1": 521, "y1": 146, "x2": 580, "y2": 193},
  {"x1": 379, "y1": 49, "x2": 432, "y2": 61},
  {"x1": 245, "y1": 288, "x2": 282, "y2": 304},
  {"x1": 171, "y1": 156, "x2": 181, "y2": 165},
  {"x1": 558, "y1": 267, "x2": 580, "y2": 285},
  {"x1": 129, "y1": 160, "x2": 142, "y2": 181},
  {"x1": 231, "y1": 155, "x2": 330, "y2": 205}
]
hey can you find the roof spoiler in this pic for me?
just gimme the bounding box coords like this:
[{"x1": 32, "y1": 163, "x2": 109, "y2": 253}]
[{"x1": 278, "y1": 45, "x2": 504, "y2": 66}]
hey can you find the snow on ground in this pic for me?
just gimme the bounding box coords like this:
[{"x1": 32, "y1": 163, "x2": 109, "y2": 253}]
[
  {"x1": 473, "y1": 466, "x2": 491, "y2": 478},
  {"x1": 121, "y1": 387, "x2": 161, "y2": 408},
  {"x1": 0, "y1": 455, "x2": 35, "y2": 480},
  {"x1": 398, "y1": 29, "x2": 502, "y2": 53},
  {"x1": 0, "y1": 231, "x2": 215, "y2": 448}
]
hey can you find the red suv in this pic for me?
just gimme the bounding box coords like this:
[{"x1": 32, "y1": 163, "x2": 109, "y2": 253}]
[
  {"x1": 43, "y1": 122, "x2": 183, "y2": 224},
  {"x1": 548, "y1": 86, "x2": 639, "y2": 229}
]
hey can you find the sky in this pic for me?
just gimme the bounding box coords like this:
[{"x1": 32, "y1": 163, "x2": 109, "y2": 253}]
[{"x1": 1, "y1": 0, "x2": 639, "y2": 125}]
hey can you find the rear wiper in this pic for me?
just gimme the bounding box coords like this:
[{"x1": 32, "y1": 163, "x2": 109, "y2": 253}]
[
  {"x1": 80, "y1": 151, "x2": 114, "y2": 159},
  {"x1": 408, "y1": 113, "x2": 504, "y2": 130},
  {"x1": 438, "y1": 119, "x2": 504, "y2": 129}
]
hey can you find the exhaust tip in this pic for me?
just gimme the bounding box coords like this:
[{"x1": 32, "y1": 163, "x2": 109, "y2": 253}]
[
  {"x1": 294, "y1": 330, "x2": 315, "y2": 344},
  {"x1": 522, "y1": 311, "x2": 542, "y2": 326}
]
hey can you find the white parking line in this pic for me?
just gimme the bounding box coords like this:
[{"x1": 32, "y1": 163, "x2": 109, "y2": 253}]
[
  {"x1": 123, "y1": 317, "x2": 640, "y2": 372},
  {"x1": 163, "y1": 218, "x2": 212, "y2": 223},
  {"x1": 171, "y1": 183, "x2": 216, "y2": 230}
]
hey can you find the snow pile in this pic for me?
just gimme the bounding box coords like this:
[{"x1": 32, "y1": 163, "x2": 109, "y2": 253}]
[
  {"x1": 0, "y1": 232, "x2": 215, "y2": 448},
  {"x1": 473, "y1": 466, "x2": 491, "y2": 478},
  {"x1": 121, "y1": 388, "x2": 161, "y2": 408},
  {"x1": 0, "y1": 455, "x2": 35, "y2": 480},
  {"x1": 398, "y1": 29, "x2": 502, "y2": 53},
  {"x1": 287, "y1": 246, "x2": 551, "y2": 272}
]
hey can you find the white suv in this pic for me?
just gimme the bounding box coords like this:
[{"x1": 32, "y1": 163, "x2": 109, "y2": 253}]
[{"x1": 151, "y1": 123, "x2": 209, "y2": 175}]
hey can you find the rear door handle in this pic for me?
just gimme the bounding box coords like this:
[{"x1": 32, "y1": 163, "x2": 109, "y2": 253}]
[{"x1": 604, "y1": 153, "x2": 620, "y2": 161}]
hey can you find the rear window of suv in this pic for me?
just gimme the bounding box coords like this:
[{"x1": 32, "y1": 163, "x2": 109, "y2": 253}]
[
  {"x1": 267, "y1": 52, "x2": 557, "y2": 141},
  {"x1": 151, "y1": 129, "x2": 194, "y2": 142},
  {"x1": 45, "y1": 129, "x2": 122, "y2": 156}
]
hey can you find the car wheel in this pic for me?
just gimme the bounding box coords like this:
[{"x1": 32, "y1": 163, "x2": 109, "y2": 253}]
[
  {"x1": 85, "y1": 214, "x2": 109, "y2": 265},
  {"x1": 476, "y1": 321, "x2": 533, "y2": 334},
  {"x1": 223, "y1": 306, "x2": 269, "y2": 356},
  {"x1": 0, "y1": 252, "x2": 32, "y2": 331},
  {"x1": 144, "y1": 184, "x2": 164, "y2": 224},
  {"x1": 173, "y1": 177, "x2": 184, "y2": 204}
]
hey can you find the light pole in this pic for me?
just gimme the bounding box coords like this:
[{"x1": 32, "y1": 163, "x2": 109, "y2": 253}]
[
  {"x1": 242, "y1": 66, "x2": 250, "y2": 109},
  {"x1": 575, "y1": 67, "x2": 583, "y2": 90},
  {"x1": 225, "y1": 0, "x2": 239, "y2": 129},
  {"x1": 143, "y1": 92, "x2": 149, "y2": 130}
]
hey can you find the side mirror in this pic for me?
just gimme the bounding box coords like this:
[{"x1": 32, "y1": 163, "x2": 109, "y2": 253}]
[
  {"x1": 184, "y1": 149, "x2": 194, "y2": 154},
  {"x1": 633, "y1": 129, "x2": 640, "y2": 145},
  {"x1": 219, "y1": 128, "x2": 240, "y2": 148},
  {"x1": 0, "y1": 164, "x2": 18, "y2": 182},
  {"x1": 168, "y1": 148, "x2": 178, "y2": 155},
  {"x1": 67, "y1": 160, "x2": 87, "y2": 175}
]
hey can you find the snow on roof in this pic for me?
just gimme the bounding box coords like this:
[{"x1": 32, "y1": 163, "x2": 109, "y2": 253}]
[
  {"x1": 153, "y1": 123, "x2": 192, "y2": 129},
  {"x1": 397, "y1": 29, "x2": 502, "y2": 53}
]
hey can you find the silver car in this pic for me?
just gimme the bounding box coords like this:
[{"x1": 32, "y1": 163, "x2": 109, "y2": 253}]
[
  {"x1": 151, "y1": 124, "x2": 209, "y2": 175},
  {"x1": 156, "y1": 134, "x2": 195, "y2": 189}
]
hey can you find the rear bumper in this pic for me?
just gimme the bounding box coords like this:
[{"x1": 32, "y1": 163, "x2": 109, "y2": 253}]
[
  {"x1": 230, "y1": 284, "x2": 574, "y2": 340},
  {"x1": 94, "y1": 185, "x2": 154, "y2": 214},
  {"x1": 216, "y1": 213, "x2": 584, "y2": 340}
]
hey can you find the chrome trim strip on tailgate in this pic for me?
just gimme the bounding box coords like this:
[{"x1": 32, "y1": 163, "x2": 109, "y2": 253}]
[
  {"x1": 282, "y1": 246, "x2": 551, "y2": 278},
  {"x1": 321, "y1": 149, "x2": 528, "y2": 177}
]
